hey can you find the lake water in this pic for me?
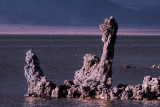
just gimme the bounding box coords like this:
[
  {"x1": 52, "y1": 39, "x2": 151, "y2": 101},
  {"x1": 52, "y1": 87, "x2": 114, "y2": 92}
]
[{"x1": 0, "y1": 35, "x2": 160, "y2": 106}]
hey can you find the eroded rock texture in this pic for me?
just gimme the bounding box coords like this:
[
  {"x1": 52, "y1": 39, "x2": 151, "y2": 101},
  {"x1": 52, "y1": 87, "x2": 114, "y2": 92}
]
[
  {"x1": 24, "y1": 50, "x2": 56, "y2": 97},
  {"x1": 63, "y1": 16, "x2": 118, "y2": 99},
  {"x1": 109, "y1": 76, "x2": 160, "y2": 100},
  {"x1": 24, "y1": 17, "x2": 160, "y2": 100}
]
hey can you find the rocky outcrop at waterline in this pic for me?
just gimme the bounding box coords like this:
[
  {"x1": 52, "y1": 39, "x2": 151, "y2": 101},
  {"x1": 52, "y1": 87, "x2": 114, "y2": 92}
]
[
  {"x1": 109, "y1": 76, "x2": 160, "y2": 100},
  {"x1": 24, "y1": 50, "x2": 56, "y2": 97},
  {"x1": 151, "y1": 64, "x2": 160, "y2": 69},
  {"x1": 64, "y1": 16, "x2": 118, "y2": 99},
  {"x1": 24, "y1": 16, "x2": 118, "y2": 99},
  {"x1": 24, "y1": 16, "x2": 160, "y2": 100}
]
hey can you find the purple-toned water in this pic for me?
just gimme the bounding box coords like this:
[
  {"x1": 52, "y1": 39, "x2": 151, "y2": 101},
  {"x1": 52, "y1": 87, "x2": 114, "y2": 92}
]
[{"x1": 0, "y1": 35, "x2": 160, "y2": 106}]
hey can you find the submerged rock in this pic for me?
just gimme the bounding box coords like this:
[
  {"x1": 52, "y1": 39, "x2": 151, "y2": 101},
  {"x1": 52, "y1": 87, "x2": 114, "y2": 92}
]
[
  {"x1": 24, "y1": 50, "x2": 56, "y2": 97},
  {"x1": 123, "y1": 65, "x2": 132, "y2": 69}
]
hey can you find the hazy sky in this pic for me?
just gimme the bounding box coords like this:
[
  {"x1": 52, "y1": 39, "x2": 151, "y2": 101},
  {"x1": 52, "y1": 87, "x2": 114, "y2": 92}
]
[
  {"x1": 111, "y1": 0, "x2": 160, "y2": 6},
  {"x1": 0, "y1": 0, "x2": 160, "y2": 28},
  {"x1": 111, "y1": 0, "x2": 160, "y2": 11}
]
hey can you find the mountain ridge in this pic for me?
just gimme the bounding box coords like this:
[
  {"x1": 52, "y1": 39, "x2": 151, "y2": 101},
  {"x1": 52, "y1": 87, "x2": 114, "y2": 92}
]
[{"x1": 0, "y1": 0, "x2": 160, "y2": 27}]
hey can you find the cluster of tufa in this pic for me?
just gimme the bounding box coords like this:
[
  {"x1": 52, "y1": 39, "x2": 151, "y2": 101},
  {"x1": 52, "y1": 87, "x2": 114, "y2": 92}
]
[
  {"x1": 24, "y1": 16, "x2": 160, "y2": 100},
  {"x1": 109, "y1": 76, "x2": 160, "y2": 100},
  {"x1": 24, "y1": 50, "x2": 56, "y2": 97},
  {"x1": 24, "y1": 16, "x2": 118, "y2": 99}
]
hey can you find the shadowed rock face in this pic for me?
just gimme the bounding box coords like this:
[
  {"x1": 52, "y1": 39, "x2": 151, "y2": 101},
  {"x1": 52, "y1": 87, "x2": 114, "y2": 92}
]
[{"x1": 24, "y1": 50, "x2": 56, "y2": 97}]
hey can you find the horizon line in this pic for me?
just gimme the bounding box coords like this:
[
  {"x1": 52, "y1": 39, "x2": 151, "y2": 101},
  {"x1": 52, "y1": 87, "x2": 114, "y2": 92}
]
[{"x1": 0, "y1": 25, "x2": 160, "y2": 36}]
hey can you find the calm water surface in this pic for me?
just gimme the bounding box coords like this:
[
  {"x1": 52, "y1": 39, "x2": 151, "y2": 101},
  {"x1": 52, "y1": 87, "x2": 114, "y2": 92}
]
[{"x1": 0, "y1": 35, "x2": 160, "y2": 106}]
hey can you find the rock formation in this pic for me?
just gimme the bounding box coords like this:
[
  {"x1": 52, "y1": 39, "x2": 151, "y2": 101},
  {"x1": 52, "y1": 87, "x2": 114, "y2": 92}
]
[
  {"x1": 151, "y1": 64, "x2": 160, "y2": 69},
  {"x1": 24, "y1": 16, "x2": 118, "y2": 99},
  {"x1": 24, "y1": 50, "x2": 56, "y2": 97},
  {"x1": 24, "y1": 16, "x2": 160, "y2": 100},
  {"x1": 109, "y1": 76, "x2": 160, "y2": 100},
  {"x1": 60, "y1": 16, "x2": 118, "y2": 99},
  {"x1": 123, "y1": 65, "x2": 131, "y2": 69},
  {"x1": 151, "y1": 64, "x2": 156, "y2": 68}
]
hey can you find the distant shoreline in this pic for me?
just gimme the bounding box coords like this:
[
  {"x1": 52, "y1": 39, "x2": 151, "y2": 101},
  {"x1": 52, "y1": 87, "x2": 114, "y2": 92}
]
[{"x1": 0, "y1": 25, "x2": 160, "y2": 36}]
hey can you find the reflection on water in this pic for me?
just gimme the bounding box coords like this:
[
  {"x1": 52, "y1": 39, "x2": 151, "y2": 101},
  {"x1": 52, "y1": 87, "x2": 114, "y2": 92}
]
[
  {"x1": 24, "y1": 97, "x2": 52, "y2": 107},
  {"x1": 0, "y1": 93, "x2": 160, "y2": 106},
  {"x1": 138, "y1": 100, "x2": 160, "y2": 106},
  {"x1": 23, "y1": 97, "x2": 160, "y2": 107},
  {"x1": 24, "y1": 97, "x2": 115, "y2": 107}
]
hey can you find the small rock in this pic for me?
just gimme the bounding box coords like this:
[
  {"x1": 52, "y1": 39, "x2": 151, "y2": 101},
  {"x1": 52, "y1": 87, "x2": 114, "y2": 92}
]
[
  {"x1": 151, "y1": 64, "x2": 156, "y2": 68},
  {"x1": 123, "y1": 65, "x2": 131, "y2": 69}
]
